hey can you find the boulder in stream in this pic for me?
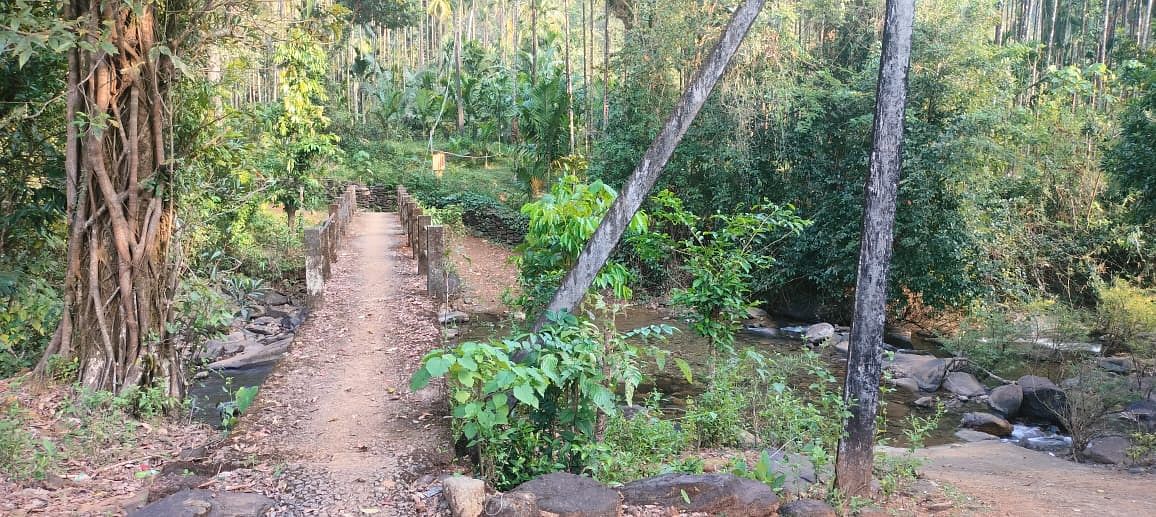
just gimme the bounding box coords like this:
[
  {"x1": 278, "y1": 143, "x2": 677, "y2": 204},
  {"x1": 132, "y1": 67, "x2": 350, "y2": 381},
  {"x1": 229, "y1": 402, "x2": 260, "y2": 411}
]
[
  {"x1": 804, "y1": 323, "x2": 835, "y2": 343},
  {"x1": 960, "y1": 412, "x2": 1013, "y2": 437},
  {"x1": 954, "y1": 429, "x2": 999, "y2": 442},
  {"x1": 943, "y1": 372, "x2": 986, "y2": 398},
  {"x1": 988, "y1": 384, "x2": 1023, "y2": 417},
  {"x1": 1018, "y1": 375, "x2": 1068, "y2": 426},
  {"x1": 886, "y1": 352, "x2": 952, "y2": 392}
]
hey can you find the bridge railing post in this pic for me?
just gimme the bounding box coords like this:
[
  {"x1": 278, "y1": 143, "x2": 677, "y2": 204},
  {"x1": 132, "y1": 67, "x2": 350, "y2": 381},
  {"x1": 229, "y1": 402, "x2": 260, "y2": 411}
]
[
  {"x1": 410, "y1": 206, "x2": 424, "y2": 254},
  {"x1": 416, "y1": 215, "x2": 432, "y2": 274},
  {"x1": 305, "y1": 227, "x2": 323, "y2": 308},
  {"x1": 426, "y1": 225, "x2": 447, "y2": 304}
]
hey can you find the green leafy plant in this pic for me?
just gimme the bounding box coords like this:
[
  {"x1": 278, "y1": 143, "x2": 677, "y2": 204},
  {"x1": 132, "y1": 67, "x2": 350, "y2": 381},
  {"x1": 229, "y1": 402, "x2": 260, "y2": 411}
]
[
  {"x1": 903, "y1": 402, "x2": 946, "y2": 451},
  {"x1": 219, "y1": 385, "x2": 260, "y2": 430},
  {"x1": 641, "y1": 190, "x2": 809, "y2": 355},
  {"x1": 410, "y1": 309, "x2": 674, "y2": 489},
  {"x1": 513, "y1": 175, "x2": 649, "y2": 318},
  {"x1": 730, "y1": 450, "x2": 786, "y2": 491},
  {"x1": 1126, "y1": 432, "x2": 1156, "y2": 464},
  {"x1": 591, "y1": 392, "x2": 689, "y2": 484}
]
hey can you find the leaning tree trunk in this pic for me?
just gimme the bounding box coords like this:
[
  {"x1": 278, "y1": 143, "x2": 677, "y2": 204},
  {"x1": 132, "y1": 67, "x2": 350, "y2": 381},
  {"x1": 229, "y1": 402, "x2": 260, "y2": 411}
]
[
  {"x1": 536, "y1": 0, "x2": 768, "y2": 327},
  {"x1": 834, "y1": 0, "x2": 916, "y2": 499},
  {"x1": 35, "y1": 0, "x2": 183, "y2": 398}
]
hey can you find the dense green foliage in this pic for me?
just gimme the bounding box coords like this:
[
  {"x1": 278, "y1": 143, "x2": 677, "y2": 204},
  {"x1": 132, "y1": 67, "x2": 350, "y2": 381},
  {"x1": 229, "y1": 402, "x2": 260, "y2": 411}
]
[{"x1": 411, "y1": 310, "x2": 674, "y2": 489}]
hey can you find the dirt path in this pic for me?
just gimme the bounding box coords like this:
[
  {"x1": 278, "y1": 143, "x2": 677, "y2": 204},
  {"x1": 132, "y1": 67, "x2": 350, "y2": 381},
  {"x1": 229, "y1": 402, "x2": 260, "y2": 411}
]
[
  {"x1": 215, "y1": 212, "x2": 454, "y2": 516},
  {"x1": 899, "y1": 441, "x2": 1156, "y2": 516}
]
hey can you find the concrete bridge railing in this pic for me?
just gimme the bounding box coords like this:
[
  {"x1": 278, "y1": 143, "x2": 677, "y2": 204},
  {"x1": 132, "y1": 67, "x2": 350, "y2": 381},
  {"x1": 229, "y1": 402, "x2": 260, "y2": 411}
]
[
  {"x1": 305, "y1": 185, "x2": 357, "y2": 308},
  {"x1": 396, "y1": 186, "x2": 449, "y2": 305}
]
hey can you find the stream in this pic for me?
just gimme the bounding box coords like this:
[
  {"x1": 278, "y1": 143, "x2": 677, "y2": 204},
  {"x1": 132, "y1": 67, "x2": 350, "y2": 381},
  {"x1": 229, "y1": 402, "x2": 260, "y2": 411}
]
[{"x1": 460, "y1": 306, "x2": 1069, "y2": 450}]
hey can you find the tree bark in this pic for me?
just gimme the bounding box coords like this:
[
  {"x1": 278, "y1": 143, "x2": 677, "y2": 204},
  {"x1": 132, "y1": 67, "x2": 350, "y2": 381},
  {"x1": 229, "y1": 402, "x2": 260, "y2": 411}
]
[
  {"x1": 454, "y1": 0, "x2": 466, "y2": 131},
  {"x1": 37, "y1": 0, "x2": 182, "y2": 397},
  {"x1": 535, "y1": 0, "x2": 768, "y2": 327},
  {"x1": 834, "y1": 0, "x2": 916, "y2": 499}
]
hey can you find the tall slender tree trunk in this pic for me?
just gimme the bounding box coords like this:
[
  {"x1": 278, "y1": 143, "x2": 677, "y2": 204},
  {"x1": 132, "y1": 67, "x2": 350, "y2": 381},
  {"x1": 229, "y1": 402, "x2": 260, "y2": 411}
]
[
  {"x1": 1048, "y1": 0, "x2": 1060, "y2": 65},
  {"x1": 531, "y1": 0, "x2": 539, "y2": 85},
  {"x1": 602, "y1": 0, "x2": 610, "y2": 131},
  {"x1": 537, "y1": 0, "x2": 769, "y2": 325},
  {"x1": 454, "y1": 0, "x2": 466, "y2": 132},
  {"x1": 512, "y1": 0, "x2": 522, "y2": 141},
  {"x1": 37, "y1": 0, "x2": 183, "y2": 398},
  {"x1": 564, "y1": 0, "x2": 576, "y2": 153},
  {"x1": 1143, "y1": 0, "x2": 1154, "y2": 48},
  {"x1": 834, "y1": 0, "x2": 916, "y2": 499}
]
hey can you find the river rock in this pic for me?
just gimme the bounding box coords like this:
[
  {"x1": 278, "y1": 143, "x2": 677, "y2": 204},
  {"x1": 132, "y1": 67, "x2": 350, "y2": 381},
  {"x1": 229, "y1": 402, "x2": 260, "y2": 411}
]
[
  {"x1": 199, "y1": 332, "x2": 252, "y2": 361},
  {"x1": 1018, "y1": 375, "x2": 1067, "y2": 426},
  {"x1": 207, "y1": 339, "x2": 290, "y2": 370},
  {"x1": 943, "y1": 372, "x2": 986, "y2": 397},
  {"x1": 805, "y1": 323, "x2": 836, "y2": 343},
  {"x1": 1123, "y1": 399, "x2": 1156, "y2": 432},
  {"x1": 833, "y1": 336, "x2": 849, "y2": 355},
  {"x1": 779, "y1": 499, "x2": 837, "y2": 517},
  {"x1": 128, "y1": 489, "x2": 274, "y2": 517},
  {"x1": 747, "y1": 307, "x2": 769, "y2": 321},
  {"x1": 439, "y1": 309, "x2": 471, "y2": 325},
  {"x1": 262, "y1": 292, "x2": 289, "y2": 306},
  {"x1": 443, "y1": 476, "x2": 485, "y2": 517},
  {"x1": 511, "y1": 472, "x2": 619, "y2": 517},
  {"x1": 988, "y1": 384, "x2": 1023, "y2": 417},
  {"x1": 913, "y1": 396, "x2": 936, "y2": 408},
  {"x1": 618, "y1": 473, "x2": 778, "y2": 516},
  {"x1": 1098, "y1": 356, "x2": 1135, "y2": 374},
  {"x1": 887, "y1": 352, "x2": 950, "y2": 392},
  {"x1": 960, "y1": 412, "x2": 1013, "y2": 437},
  {"x1": 244, "y1": 316, "x2": 283, "y2": 336},
  {"x1": 954, "y1": 429, "x2": 999, "y2": 442},
  {"x1": 484, "y1": 492, "x2": 537, "y2": 516},
  {"x1": 767, "y1": 451, "x2": 818, "y2": 495},
  {"x1": 889, "y1": 377, "x2": 922, "y2": 395},
  {"x1": 1083, "y1": 435, "x2": 1131, "y2": 465}
]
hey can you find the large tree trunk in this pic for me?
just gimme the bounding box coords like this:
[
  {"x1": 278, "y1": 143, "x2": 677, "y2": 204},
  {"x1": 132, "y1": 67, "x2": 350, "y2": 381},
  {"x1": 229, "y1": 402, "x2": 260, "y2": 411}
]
[
  {"x1": 36, "y1": 0, "x2": 183, "y2": 398},
  {"x1": 536, "y1": 0, "x2": 768, "y2": 327},
  {"x1": 834, "y1": 0, "x2": 916, "y2": 499}
]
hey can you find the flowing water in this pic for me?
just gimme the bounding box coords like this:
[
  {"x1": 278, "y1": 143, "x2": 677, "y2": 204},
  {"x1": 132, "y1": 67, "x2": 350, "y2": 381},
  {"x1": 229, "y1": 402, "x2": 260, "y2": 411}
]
[{"x1": 188, "y1": 362, "x2": 277, "y2": 428}]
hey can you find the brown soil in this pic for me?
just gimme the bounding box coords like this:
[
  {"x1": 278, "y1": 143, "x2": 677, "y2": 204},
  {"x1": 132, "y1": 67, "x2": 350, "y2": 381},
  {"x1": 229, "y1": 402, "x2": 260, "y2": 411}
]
[
  {"x1": 208, "y1": 211, "x2": 457, "y2": 515},
  {"x1": 897, "y1": 441, "x2": 1156, "y2": 516},
  {"x1": 447, "y1": 231, "x2": 518, "y2": 316}
]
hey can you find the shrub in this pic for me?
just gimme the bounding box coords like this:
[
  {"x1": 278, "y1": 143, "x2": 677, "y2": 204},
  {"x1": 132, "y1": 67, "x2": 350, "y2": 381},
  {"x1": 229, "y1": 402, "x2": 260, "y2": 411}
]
[
  {"x1": 409, "y1": 310, "x2": 674, "y2": 489},
  {"x1": 1054, "y1": 364, "x2": 1131, "y2": 461},
  {"x1": 0, "y1": 271, "x2": 62, "y2": 377},
  {"x1": 513, "y1": 176, "x2": 648, "y2": 318},
  {"x1": 1096, "y1": 279, "x2": 1156, "y2": 357},
  {"x1": 589, "y1": 393, "x2": 689, "y2": 484}
]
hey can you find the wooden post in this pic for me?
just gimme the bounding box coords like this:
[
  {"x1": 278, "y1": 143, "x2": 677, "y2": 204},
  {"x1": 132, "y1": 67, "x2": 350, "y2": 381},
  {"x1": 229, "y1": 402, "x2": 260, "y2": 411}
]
[
  {"x1": 426, "y1": 225, "x2": 447, "y2": 303},
  {"x1": 305, "y1": 227, "x2": 323, "y2": 308},
  {"x1": 320, "y1": 222, "x2": 332, "y2": 280},
  {"x1": 416, "y1": 215, "x2": 432, "y2": 274}
]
